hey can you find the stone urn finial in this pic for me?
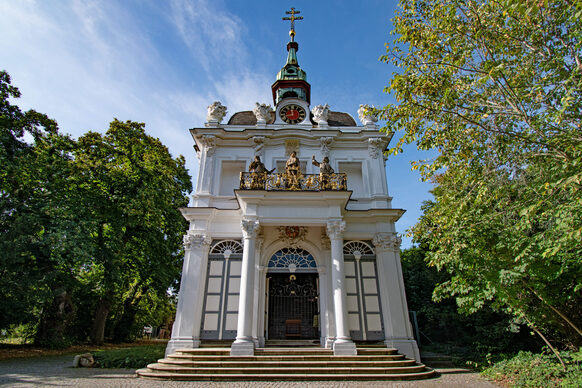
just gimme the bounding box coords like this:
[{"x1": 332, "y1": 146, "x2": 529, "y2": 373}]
[
  {"x1": 206, "y1": 101, "x2": 227, "y2": 127},
  {"x1": 253, "y1": 102, "x2": 273, "y2": 126},
  {"x1": 358, "y1": 104, "x2": 378, "y2": 127},
  {"x1": 311, "y1": 104, "x2": 330, "y2": 127}
]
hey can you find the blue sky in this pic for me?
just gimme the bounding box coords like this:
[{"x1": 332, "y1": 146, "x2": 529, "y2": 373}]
[{"x1": 1, "y1": 0, "x2": 434, "y2": 248}]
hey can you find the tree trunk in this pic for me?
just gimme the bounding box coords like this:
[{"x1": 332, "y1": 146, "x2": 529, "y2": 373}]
[
  {"x1": 89, "y1": 295, "x2": 112, "y2": 345},
  {"x1": 35, "y1": 290, "x2": 75, "y2": 348}
]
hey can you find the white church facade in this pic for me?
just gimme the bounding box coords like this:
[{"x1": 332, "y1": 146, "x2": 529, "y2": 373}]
[{"x1": 165, "y1": 12, "x2": 420, "y2": 363}]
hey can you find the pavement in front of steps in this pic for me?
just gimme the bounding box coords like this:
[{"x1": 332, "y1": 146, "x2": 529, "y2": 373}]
[{"x1": 0, "y1": 354, "x2": 502, "y2": 388}]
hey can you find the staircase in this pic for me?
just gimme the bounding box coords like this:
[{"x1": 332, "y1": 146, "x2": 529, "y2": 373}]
[{"x1": 136, "y1": 347, "x2": 436, "y2": 381}]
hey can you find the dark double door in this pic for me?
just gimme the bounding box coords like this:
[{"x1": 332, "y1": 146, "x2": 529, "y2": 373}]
[{"x1": 267, "y1": 273, "x2": 320, "y2": 340}]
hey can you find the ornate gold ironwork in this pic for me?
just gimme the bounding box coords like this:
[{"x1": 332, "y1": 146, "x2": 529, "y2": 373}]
[{"x1": 240, "y1": 172, "x2": 347, "y2": 191}]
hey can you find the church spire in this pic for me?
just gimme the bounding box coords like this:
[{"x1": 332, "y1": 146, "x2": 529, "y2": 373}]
[
  {"x1": 283, "y1": 7, "x2": 303, "y2": 42},
  {"x1": 271, "y1": 8, "x2": 311, "y2": 106}
]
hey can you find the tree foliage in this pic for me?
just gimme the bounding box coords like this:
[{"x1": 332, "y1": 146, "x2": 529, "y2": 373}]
[
  {"x1": 0, "y1": 71, "x2": 192, "y2": 346},
  {"x1": 381, "y1": 0, "x2": 582, "y2": 349}
]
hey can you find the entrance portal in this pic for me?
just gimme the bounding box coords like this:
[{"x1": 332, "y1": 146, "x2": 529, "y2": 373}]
[{"x1": 267, "y1": 273, "x2": 319, "y2": 340}]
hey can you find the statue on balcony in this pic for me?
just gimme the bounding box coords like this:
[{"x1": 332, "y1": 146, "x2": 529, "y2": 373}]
[
  {"x1": 285, "y1": 151, "x2": 301, "y2": 189},
  {"x1": 312, "y1": 155, "x2": 334, "y2": 174},
  {"x1": 248, "y1": 156, "x2": 274, "y2": 189},
  {"x1": 312, "y1": 155, "x2": 334, "y2": 190},
  {"x1": 249, "y1": 156, "x2": 275, "y2": 174}
]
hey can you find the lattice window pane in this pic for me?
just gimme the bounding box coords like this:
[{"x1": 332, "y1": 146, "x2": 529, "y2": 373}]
[
  {"x1": 210, "y1": 240, "x2": 243, "y2": 255},
  {"x1": 343, "y1": 240, "x2": 374, "y2": 255},
  {"x1": 268, "y1": 247, "x2": 316, "y2": 269}
]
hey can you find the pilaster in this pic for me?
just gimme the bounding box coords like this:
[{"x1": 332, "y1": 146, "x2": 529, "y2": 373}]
[
  {"x1": 373, "y1": 232, "x2": 420, "y2": 362},
  {"x1": 166, "y1": 231, "x2": 211, "y2": 356}
]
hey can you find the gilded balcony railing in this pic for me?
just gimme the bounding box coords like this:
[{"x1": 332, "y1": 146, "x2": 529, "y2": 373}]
[{"x1": 239, "y1": 172, "x2": 347, "y2": 191}]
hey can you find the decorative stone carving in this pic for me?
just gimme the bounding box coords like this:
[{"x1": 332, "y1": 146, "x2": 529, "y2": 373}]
[
  {"x1": 372, "y1": 232, "x2": 402, "y2": 252},
  {"x1": 199, "y1": 135, "x2": 216, "y2": 157},
  {"x1": 253, "y1": 136, "x2": 265, "y2": 157},
  {"x1": 205, "y1": 101, "x2": 227, "y2": 126},
  {"x1": 183, "y1": 232, "x2": 211, "y2": 250},
  {"x1": 253, "y1": 102, "x2": 273, "y2": 125},
  {"x1": 241, "y1": 219, "x2": 260, "y2": 239},
  {"x1": 368, "y1": 137, "x2": 388, "y2": 159},
  {"x1": 277, "y1": 226, "x2": 308, "y2": 247},
  {"x1": 285, "y1": 139, "x2": 299, "y2": 157},
  {"x1": 319, "y1": 137, "x2": 333, "y2": 157},
  {"x1": 326, "y1": 220, "x2": 346, "y2": 240},
  {"x1": 320, "y1": 233, "x2": 331, "y2": 250},
  {"x1": 357, "y1": 104, "x2": 378, "y2": 127},
  {"x1": 311, "y1": 104, "x2": 330, "y2": 127}
]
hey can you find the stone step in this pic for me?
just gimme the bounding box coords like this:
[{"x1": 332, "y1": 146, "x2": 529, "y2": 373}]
[
  {"x1": 265, "y1": 340, "x2": 320, "y2": 347},
  {"x1": 356, "y1": 348, "x2": 399, "y2": 355},
  {"x1": 136, "y1": 347, "x2": 437, "y2": 381},
  {"x1": 157, "y1": 358, "x2": 417, "y2": 368},
  {"x1": 135, "y1": 369, "x2": 437, "y2": 381},
  {"x1": 167, "y1": 354, "x2": 406, "y2": 362},
  {"x1": 255, "y1": 347, "x2": 333, "y2": 355},
  {"x1": 145, "y1": 363, "x2": 428, "y2": 375}
]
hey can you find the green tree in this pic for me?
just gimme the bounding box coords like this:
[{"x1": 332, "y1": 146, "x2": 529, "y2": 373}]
[
  {"x1": 72, "y1": 120, "x2": 192, "y2": 344},
  {"x1": 381, "y1": 0, "x2": 582, "y2": 351},
  {"x1": 0, "y1": 71, "x2": 86, "y2": 346},
  {"x1": 1, "y1": 71, "x2": 192, "y2": 346}
]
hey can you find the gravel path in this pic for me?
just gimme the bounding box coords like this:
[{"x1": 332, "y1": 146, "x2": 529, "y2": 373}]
[{"x1": 0, "y1": 355, "x2": 501, "y2": 387}]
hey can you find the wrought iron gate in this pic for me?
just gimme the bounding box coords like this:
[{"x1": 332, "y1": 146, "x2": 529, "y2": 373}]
[{"x1": 267, "y1": 273, "x2": 319, "y2": 339}]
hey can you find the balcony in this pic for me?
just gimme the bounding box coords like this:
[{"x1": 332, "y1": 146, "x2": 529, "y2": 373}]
[{"x1": 239, "y1": 172, "x2": 347, "y2": 191}]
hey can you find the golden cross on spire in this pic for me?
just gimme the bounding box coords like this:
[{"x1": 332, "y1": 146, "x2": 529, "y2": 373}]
[{"x1": 282, "y1": 7, "x2": 303, "y2": 41}]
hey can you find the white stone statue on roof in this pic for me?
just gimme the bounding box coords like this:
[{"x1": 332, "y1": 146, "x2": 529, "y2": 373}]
[
  {"x1": 311, "y1": 104, "x2": 330, "y2": 127},
  {"x1": 253, "y1": 102, "x2": 273, "y2": 126},
  {"x1": 206, "y1": 101, "x2": 227, "y2": 127},
  {"x1": 357, "y1": 104, "x2": 378, "y2": 127}
]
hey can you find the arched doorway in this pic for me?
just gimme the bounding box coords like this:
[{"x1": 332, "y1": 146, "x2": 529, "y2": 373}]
[{"x1": 266, "y1": 247, "x2": 320, "y2": 340}]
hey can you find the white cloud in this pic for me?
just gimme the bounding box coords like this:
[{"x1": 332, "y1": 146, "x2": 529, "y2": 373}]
[{"x1": 169, "y1": 0, "x2": 247, "y2": 73}]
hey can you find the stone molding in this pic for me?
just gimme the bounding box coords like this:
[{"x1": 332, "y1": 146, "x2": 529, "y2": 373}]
[
  {"x1": 326, "y1": 220, "x2": 346, "y2": 240},
  {"x1": 319, "y1": 137, "x2": 334, "y2": 157},
  {"x1": 320, "y1": 232, "x2": 331, "y2": 250},
  {"x1": 199, "y1": 135, "x2": 216, "y2": 157},
  {"x1": 253, "y1": 136, "x2": 265, "y2": 157},
  {"x1": 241, "y1": 219, "x2": 260, "y2": 239},
  {"x1": 372, "y1": 232, "x2": 402, "y2": 252},
  {"x1": 368, "y1": 138, "x2": 387, "y2": 159},
  {"x1": 183, "y1": 232, "x2": 212, "y2": 250}
]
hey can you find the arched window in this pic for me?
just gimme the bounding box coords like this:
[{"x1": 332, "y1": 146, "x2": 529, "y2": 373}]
[
  {"x1": 210, "y1": 240, "x2": 243, "y2": 258},
  {"x1": 343, "y1": 240, "x2": 375, "y2": 256},
  {"x1": 268, "y1": 247, "x2": 316, "y2": 273}
]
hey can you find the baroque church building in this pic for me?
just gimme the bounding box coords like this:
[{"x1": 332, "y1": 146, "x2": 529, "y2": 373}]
[{"x1": 165, "y1": 12, "x2": 420, "y2": 364}]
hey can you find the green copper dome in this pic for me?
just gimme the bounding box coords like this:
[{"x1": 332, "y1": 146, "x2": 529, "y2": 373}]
[{"x1": 276, "y1": 42, "x2": 307, "y2": 81}]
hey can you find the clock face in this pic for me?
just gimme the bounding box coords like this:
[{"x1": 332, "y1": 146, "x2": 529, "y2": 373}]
[{"x1": 279, "y1": 104, "x2": 306, "y2": 124}]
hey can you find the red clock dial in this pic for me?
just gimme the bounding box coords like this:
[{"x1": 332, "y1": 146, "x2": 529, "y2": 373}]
[
  {"x1": 279, "y1": 104, "x2": 306, "y2": 124},
  {"x1": 285, "y1": 109, "x2": 300, "y2": 120}
]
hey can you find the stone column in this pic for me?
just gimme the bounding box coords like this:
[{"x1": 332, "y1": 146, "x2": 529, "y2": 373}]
[
  {"x1": 196, "y1": 135, "x2": 216, "y2": 196},
  {"x1": 166, "y1": 232, "x2": 211, "y2": 356},
  {"x1": 327, "y1": 220, "x2": 357, "y2": 355},
  {"x1": 231, "y1": 219, "x2": 260, "y2": 356},
  {"x1": 373, "y1": 232, "x2": 420, "y2": 362},
  {"x1": 252, "y1": 236, "x2": 265, "y2": 347}
]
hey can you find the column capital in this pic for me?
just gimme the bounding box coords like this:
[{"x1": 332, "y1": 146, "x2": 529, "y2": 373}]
[
  {"x1": 183, "y1": 232, "x2": 212, "y2": 250},
  {"x1": 241, "y1": 219, "x2": 260, "y2": 239},
  {"x1": 326, "y1": 219, "x2": 346, "y2": 240},
  {"x1": 199, "y1": 134, "x2": 216, "y2": 156},
  {"x1": 372, "y1": 232, "x2": 402, "y2": 252}
]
